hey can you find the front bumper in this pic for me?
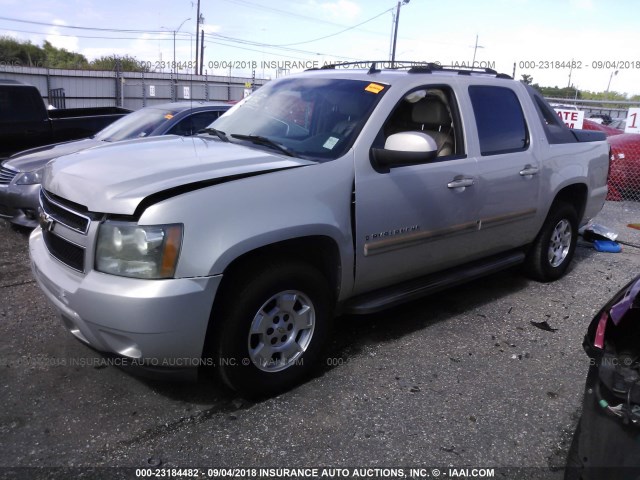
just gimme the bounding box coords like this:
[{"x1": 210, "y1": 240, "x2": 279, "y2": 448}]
[
  {"x1": 0, "y1": 182, "x2": 40, "y2": 227},
  {"x1": 29, "y1": 227, "x2": 222, "y2": 373}
]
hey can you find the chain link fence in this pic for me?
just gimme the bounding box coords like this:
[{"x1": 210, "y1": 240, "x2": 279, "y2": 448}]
[
  {"x1": 581, "y1": 118, "x2": 640, "y2": 203},
  {"x1": 607, "y1": 133, "x2": 640, "y2": 202},
  {"x1": 565, "y1": 110, "x2": 640, "y2": 203}
]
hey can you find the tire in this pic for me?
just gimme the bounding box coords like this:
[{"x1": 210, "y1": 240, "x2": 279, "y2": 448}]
[
  {"x1": 213, "y1": 261, "x2": 333, "y2": 398},
  {"x1": 524, "y1": 202, "x2": 578, "y2": 282},
  {"x1": 564, "y1": 421, "x2": 584, "y2": 480}
]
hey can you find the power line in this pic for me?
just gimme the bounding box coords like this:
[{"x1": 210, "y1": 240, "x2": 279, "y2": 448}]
[
  {"x1": 216, "y1": 1, "x2": 468, "y2": 49},
  {"x1": 204, "y1": 32, "x2": 351, "y2": 58},
  {"x1": 0, "y1": 9, "x2": 389, "y2": 51},
  {"x1": 220, "y1": 0, "x2": 387, "y2": 36},
  {"x1": 203, "y1": 38, "x2": 313, "y2": 61},
  {"x1": 204, "y1": 37, "x2": 356, "y2": 61},
  {"x1": 0, "y1": 15, "x2": 171, "y2": 34},
  {"x1": 265, "y1": 8, "x2": 393, "y2": 47},
  {"x1": 1, "y1": 27, "x2": 356, "y2": 62},
  {"x1": 1, "y1": 27, "x2": 185, "y2": 41},
  {"x1": 0, "y1": 11, "x2": 373, "y2": 63}
]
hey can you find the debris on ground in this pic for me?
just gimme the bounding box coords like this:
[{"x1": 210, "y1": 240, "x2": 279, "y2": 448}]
[
  {"x1": 531, "y1": 320, "x2": 558, "y2": 332},
  {"x1": 593, "y1": 240, "x2": 622, "y2": 253},
  {"x1": 580, "y1": 222, "x2": 618, "y2": 242}
]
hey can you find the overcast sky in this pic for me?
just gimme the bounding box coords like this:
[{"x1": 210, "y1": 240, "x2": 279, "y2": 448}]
[{"x1": 1, "y1": 0, "x2": 638, "y2": 95}]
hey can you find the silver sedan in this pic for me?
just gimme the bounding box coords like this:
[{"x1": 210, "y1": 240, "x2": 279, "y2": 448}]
[{"x1": 0, "y1": 101, "x2": 230, "y2": 227}]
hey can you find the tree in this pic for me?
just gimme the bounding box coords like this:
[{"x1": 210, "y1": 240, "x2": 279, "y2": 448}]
[
  {"x1": 42, "y1": 41, "x2": 89, "y2": 69},
  {"x1": 521, "y1": 74, "x2": 533, "y2": 85},
  {"x1": 0, "y1": 36, "x2": 46, "y2": 67},
  {"x1": 89, "y1": 54, "x2": 149, "y2": 72},
  {"x1": 519, "y1": 74, "x2": 543, "y2": 94},
  {"x1": 0, "y1": 37, "x2": 147, "y2": 72},
  {"x1": 537, "y1": 85, "x2": 581, "y2": 100}
]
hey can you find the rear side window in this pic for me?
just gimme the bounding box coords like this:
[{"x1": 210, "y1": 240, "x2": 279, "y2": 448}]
[
  {"x1": 525, "y1": 85, "x2": 577, "y2": 144},
  {"x1": 469, "y1": 86, "x2": 529, "y2": 155}
]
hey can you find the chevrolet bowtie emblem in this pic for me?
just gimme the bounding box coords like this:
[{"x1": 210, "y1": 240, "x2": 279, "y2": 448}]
[{"x1": 38, "y1": 209, "x2": 56, "y2": 232}]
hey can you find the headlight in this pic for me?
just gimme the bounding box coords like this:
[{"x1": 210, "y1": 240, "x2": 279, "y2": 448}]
[
  {"x1": 15, "y1": 167, "x2": 45, "y2": 185},
  {"x1": 96, "y1": 222, "x2": 183, "y2": 279}
]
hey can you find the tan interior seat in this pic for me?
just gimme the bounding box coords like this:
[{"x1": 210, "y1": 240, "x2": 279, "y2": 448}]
[
  {"x1": 331, "y1": 97, "x2": 362, "y2": 138},
  {"x1": 410, "y1": 96, "x2": 454, "y2": 156}
]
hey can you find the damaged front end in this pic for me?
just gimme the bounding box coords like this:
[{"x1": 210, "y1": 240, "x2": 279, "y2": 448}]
[{"x1": 566, "y1": 275, "x2": 640, "y2": 479}]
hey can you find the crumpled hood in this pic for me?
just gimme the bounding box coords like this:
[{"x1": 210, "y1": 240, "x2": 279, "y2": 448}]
[
  {"x1": 4, "y1": 138, "x2": 103, "y2": 172},
  {"x1": 42, "y1": 135, "x2": 315, "y2": 215}
]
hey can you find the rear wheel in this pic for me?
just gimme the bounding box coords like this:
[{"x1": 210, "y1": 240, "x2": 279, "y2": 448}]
[
  {"x1": 524, "y1": 202, "x2": 578, "y2": 282},
  {"x1": 213, "y1": 261, "x2": 333, "y2": 398}
]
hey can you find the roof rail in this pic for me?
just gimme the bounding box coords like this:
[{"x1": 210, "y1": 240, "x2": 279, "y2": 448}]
[
  {"x1": 318, "y1": 60, "x2": 432, "y2": 71},
  {"x1": 308, "y1": 61, "x2": 512, "y2": 78}
]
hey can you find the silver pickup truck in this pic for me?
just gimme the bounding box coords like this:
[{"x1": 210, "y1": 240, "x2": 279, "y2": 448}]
[{"x1": 29, "y1": 63, "x2": 609, "y2": 397}]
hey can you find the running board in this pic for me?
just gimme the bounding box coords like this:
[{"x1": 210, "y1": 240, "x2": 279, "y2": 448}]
[{"x1": 341, "y1": 250, "x2": 526, "y2": 315}]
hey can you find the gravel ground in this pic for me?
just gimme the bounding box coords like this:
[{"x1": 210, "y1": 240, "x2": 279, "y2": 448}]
[{"x1": 1, "y1": 201, "x2": 640, "y2": 479}]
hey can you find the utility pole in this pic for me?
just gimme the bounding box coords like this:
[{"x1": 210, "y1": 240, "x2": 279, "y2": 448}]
[
  {"x1": 169, "y1": 18, "x2": 191, "y2": 77},
  {"x1": 470, "y1": 34, "x2": 484, "y2": 68},
  {"x1": 388, "y1": 10, "x2": 395, "y2": 62},
  {"x1": 390, "y1": 0, "x2": 410, "y2": 68},
  {"x1": 195, "y1": 0, "x2": 201, "y2": 74},
  {"x1": 606, "y1": 70, "x2": 619, "y2": 92},
  {"x1": 200, "y1": 30, "x2": 205, "y2": 75}
]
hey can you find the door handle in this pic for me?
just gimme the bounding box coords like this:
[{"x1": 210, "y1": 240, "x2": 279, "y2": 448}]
[
  {"x1": 519, "y1": 165, "x2": 539, "y2": 176},
  {"x1": 447, "y1": 177, "x2": 475, "y2": 189}
]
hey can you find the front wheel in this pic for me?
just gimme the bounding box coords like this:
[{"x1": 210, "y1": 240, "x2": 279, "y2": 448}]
[
  {"x1": 524, "y1": 202, "x2": 578, "y2": 282},
  {"x1": 213, "y1": 261, "x2": 333, "y2": 398}
]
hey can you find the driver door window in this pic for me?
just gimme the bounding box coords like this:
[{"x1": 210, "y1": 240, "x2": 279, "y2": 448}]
[{"x1": 379, "y1": 87, "x2": 464, "y2": 159}]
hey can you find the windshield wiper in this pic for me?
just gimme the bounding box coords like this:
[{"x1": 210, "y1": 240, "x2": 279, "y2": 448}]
[
  {"x1": 200, "y1": 127, "x2": 229, "y2": 142},
  {"x1": 230, "y1": 134, "x2": 295, "y2": 157}
]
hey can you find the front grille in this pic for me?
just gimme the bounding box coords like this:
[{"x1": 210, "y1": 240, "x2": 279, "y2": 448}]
[
  {"x1": 40, "y1": 190, "x2": 90, "y2": 234},
  {"x1": 0, "y1": 166, "x2": 18, "y2": 185},
  {"x1": 42, "y1": 229, "x2": 85, "y2": 272}
]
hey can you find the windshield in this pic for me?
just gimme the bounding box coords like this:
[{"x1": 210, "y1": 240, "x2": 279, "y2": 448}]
[
  {"x1": 209, "y1": 77, "x2": 388, "y2": 160},
  {"x1": 95, "y1": 107, "x2": 179, "y2": 142}
]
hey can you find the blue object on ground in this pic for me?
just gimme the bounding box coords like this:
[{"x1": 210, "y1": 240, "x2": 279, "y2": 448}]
[{"x1": 593, "y1": 240, "x2": 622, "y2": 253}]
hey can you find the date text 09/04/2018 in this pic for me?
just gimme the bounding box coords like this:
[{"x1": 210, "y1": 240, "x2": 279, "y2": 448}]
[{"x1": 518, "y1": 60, "x2": 640, "y2": 70}]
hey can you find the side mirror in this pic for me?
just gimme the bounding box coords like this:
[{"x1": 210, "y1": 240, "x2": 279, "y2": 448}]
[{"x1": 370, "y1": 132, "x2": 438, "y2": 173}]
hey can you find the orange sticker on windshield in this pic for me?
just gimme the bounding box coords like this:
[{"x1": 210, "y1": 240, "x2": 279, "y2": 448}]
[
  {"x1": 164, "y1": 114, "x2": 174, "y2": 120},
  {"x1": 365, "y1": 83, "x2": 384, "y2": 94}
]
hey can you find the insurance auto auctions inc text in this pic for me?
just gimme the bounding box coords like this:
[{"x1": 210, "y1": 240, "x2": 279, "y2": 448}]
[
  {"x1": 206, "y1": 60, "x2": 497, "y2": 70},
  {"x1": 188, "y1": 467, "x2": 496, "y2": 479}
]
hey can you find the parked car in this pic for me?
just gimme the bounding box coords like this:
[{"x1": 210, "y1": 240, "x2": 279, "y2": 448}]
[
  {"x1": 608, "y1": 118, "x2": 627, "y2": 131},
  {"x1": 582, "y1": 119, "x2": 623, "y2": 137},
  {"x1": 0, "y1": 102, "x2": 230, "y2": 227},
  {"x1": 565, "y1": 275, "x2": 640, "y2": 479},
  {"x1": 550, "y1": 103, "x2": 580, "y2": 111},
  {"x1": 0, "y1": 80, "x2": 130, "y2": 159},
  {"x1": 30, "y1": 63, "x2": 609, "y2": 397},
  {"x1": 606, "y1": 133, "x2": 640, "y2": 201},
  {"x1": 589, "y1": 114, "x2": 613, "y2": 125}
]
